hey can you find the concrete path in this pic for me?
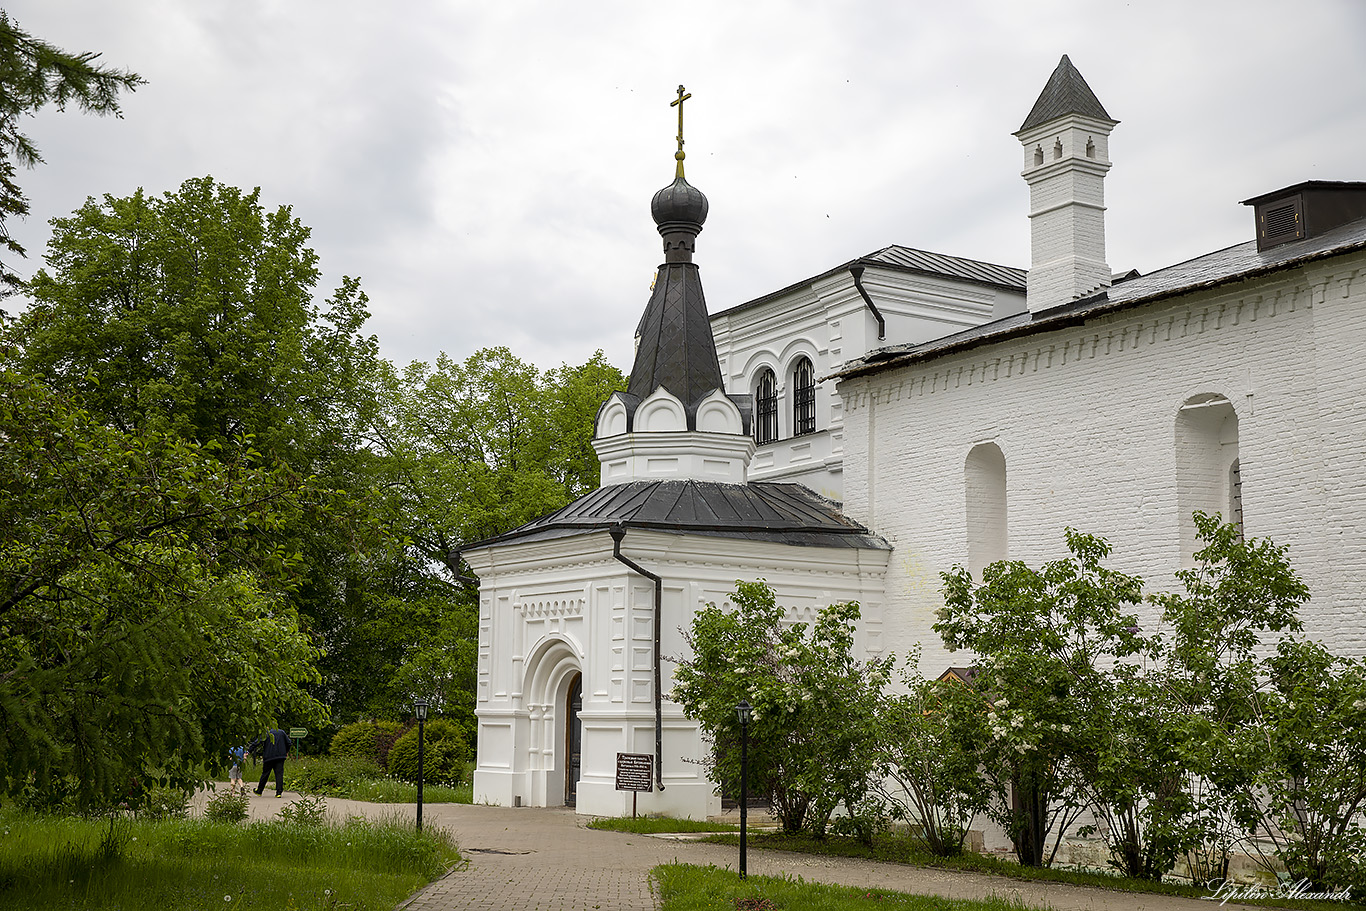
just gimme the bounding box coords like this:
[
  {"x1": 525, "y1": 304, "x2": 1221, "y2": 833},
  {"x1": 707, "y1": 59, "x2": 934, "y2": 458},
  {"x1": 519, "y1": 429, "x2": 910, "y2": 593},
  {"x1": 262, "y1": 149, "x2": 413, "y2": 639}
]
[{"x1": 200, "y1": 788, "x2": 1255, "y2": 911}]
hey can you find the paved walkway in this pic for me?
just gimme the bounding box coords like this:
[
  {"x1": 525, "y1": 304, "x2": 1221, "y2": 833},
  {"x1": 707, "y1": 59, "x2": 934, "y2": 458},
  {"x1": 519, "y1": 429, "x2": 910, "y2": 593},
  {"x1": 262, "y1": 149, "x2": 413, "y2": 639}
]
[{"x1": 204, "y1": 789, "x2": 1255, "y2": 911}]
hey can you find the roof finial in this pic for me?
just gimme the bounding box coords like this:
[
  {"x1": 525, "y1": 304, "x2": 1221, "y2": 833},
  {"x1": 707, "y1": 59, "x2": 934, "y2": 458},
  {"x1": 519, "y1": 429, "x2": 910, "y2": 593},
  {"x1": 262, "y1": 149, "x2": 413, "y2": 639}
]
[{"x1": 670, "y1": 84, "x2": 691, "y2": 179}]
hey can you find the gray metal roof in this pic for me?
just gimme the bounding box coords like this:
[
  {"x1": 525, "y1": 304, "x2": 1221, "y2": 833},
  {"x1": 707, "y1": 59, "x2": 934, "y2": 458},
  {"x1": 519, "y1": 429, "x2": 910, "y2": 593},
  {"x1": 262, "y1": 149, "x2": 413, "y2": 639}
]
[
  {"x1": 835, "y1": 215, "x2": 1366, "y2": 381},
  {"x1": 866, "y1": 245, "x2": 1027, "y2": 290},
  {"x1": 711, "y1": 245, "x2": 1025, "y2": 320},
  {"x1": 1017, "y1": 55, "x2": 1115, "y2": 134},
  {"x1": 463, "y1": 479, "x2": 890, "y2": 551}
]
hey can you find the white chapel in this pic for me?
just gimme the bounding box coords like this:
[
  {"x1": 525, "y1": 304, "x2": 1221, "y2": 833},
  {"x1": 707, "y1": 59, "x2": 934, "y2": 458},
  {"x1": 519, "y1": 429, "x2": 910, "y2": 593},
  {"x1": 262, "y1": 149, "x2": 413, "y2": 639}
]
[{"x1": 469, "y1": 57, "x2": 1366, "y2": 818}]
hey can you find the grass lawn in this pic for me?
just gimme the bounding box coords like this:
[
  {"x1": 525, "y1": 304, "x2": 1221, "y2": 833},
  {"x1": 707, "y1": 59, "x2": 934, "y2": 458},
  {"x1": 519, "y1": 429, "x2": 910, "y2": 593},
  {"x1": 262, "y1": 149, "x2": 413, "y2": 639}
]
[
  {"x1": 587, "y1": 816, "x2": 738, "y2": 834},
  {"x1": 0, "y1": 806, "x2": 459, "y2": 911},
  {"x1": 695, "y1": 831, "x2": 1365, "y2": 911},
  {"x1": 653, "y1": 863, "x2": 1049, "y2": 910}
]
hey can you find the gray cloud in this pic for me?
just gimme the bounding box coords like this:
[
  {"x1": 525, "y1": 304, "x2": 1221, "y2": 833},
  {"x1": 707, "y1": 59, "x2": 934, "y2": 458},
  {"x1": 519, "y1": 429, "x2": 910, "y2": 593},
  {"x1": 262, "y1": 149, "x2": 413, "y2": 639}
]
[{"x1": 6, "y1": 0, "x2": 1365, "y2": 375}]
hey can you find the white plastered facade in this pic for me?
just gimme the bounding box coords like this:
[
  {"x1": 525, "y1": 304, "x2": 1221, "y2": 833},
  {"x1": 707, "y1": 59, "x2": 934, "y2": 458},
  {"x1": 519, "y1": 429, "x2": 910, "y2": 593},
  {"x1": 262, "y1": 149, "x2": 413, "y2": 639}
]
[
  {"x1": 709, "y1": 264, "x2": 1026, "y2": 502},
  {"x1": 466, "y1": 526, "x2": 889, "y2": 818}
]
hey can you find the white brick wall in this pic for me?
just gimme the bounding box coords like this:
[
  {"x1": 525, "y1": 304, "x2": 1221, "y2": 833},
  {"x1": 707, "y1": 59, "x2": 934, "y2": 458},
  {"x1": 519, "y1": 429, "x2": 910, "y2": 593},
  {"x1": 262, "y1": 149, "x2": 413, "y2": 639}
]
[{"x1": 840, "y1": 255, "x2": 1366, "y2": 673}]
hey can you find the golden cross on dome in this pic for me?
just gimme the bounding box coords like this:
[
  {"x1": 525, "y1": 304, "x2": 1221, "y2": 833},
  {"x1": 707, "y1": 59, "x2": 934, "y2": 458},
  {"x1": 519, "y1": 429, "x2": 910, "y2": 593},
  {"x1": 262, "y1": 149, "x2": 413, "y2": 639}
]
[{"x1": 670, "y1": 85, "x2": 691, "y2": 177}]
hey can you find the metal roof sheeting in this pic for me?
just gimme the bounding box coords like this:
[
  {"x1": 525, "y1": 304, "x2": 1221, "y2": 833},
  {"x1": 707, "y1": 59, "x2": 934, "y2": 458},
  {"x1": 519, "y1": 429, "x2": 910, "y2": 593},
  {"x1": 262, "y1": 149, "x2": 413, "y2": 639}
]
[
  {"x1": 711, "y1": 245, "x2": 1025, "y2": 320},
  {"x1": 837, "y1": 216, "x2": 1366, "y2": 381},
  {"x1": 865, "y1": 246, "x2": 1027, "y2": 291},
  {"x1": 465, "y1": 480, "x2": 890, "y2": 551}
]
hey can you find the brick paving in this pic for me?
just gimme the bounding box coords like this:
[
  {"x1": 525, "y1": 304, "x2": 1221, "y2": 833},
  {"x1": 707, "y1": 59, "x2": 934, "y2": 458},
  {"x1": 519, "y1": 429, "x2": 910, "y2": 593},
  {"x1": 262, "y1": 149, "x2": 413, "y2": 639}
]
[{"x1": 204, "y1": 788, "x2": 1255, "y2": 910}]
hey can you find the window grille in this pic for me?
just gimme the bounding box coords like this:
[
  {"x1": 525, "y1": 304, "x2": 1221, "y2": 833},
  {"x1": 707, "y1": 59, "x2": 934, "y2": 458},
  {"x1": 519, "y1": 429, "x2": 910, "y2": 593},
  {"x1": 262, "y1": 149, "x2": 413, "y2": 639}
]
[
  {"x1": 792, "y1": 357, "x2": 816, "y2": 436},
  {"x1": 754, "y1": 369, "x2": 778, "y2": 444},
  {"x1": 1230, "y1": 459, "x2": 1244, "y2": 540}
]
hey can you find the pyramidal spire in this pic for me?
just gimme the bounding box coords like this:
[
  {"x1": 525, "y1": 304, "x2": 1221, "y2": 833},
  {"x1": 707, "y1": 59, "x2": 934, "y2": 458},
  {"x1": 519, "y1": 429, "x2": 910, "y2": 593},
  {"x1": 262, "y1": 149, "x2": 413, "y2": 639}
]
[{"x1": 1017, "y1": 55, "x2": 1114, "y2": 134}]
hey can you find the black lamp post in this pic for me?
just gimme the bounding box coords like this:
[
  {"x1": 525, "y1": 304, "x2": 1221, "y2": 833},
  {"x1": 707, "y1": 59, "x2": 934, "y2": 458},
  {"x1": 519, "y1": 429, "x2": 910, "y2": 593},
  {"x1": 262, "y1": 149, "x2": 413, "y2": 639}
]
[
  {"x1": 414, "y1": 698, "x2": 429, "y2": 833},
  {"x1": 736, "y1": 698, "x2": 751, "y2": 879}
]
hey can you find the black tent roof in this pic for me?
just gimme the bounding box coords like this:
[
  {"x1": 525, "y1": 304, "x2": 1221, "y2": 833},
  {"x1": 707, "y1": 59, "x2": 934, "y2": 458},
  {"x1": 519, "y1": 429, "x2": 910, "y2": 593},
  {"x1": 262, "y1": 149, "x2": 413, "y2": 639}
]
[
  {"x1": 1017, "y1": 54, "x2": 1115, "y2": 134},
  {"x1": 463, "y1": 479, "x2": 889, "y2": 551}
]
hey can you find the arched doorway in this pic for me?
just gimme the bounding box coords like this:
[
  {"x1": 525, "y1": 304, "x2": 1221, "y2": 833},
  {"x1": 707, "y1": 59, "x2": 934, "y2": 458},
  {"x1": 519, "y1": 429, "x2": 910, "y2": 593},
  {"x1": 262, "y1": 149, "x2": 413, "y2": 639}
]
[
  {"x1": 564, "y1": 673, "x2": 582, "y2": 806},
  {"x1": 521, "y1": 636, "x2": 582, "y2": 807}
]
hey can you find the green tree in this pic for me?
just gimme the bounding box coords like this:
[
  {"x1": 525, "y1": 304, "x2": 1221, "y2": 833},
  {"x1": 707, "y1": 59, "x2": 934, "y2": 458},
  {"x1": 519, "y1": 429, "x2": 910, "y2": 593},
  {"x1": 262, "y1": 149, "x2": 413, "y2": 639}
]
[
  {"x1": 1254, "y1": 639, "x2": 1366, "y2": 891},
  {"x1": 937, "y1": 530, "x2": 1151, "y2": 867},
  {"x1": 1151, "y1": 512, "x2": 1309, "y2": 884},
  {"x1": 1150, "y1": 513, "x2": 1366, "y2": 890},
  {"x1": 876, "y1": 654, "x2": 990, "y2": 856},
  {"x1": 14, "y1": 176, "x2": 394, "y2": 723},
  {"x1": 1076, "y1": 660, "x2": 1198, "y2": 880},
  {"x1": 672, "y1": 580, "x2": 891, "y2": 836},
  {"x1": 352, "y1": 347, "x2": 623, "y2": 726},
  {"x1": 0, "y1": 12, "x2": 142, "y2": 293},
  {"x1": 368, "y1": 347, "x2": 625, "y2": 579},
  {"x1": 0, "y1": 357, "x2": 324, "y2": 808}
]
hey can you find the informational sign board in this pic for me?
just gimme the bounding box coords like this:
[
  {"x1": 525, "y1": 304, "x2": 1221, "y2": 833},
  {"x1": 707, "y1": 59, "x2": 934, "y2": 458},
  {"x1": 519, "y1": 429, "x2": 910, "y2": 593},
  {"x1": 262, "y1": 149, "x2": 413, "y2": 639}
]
[
  {"x1": 289, "y1": 728, "x2": 308, "y2": 740},
  {"x1": 615, "y1": 753, "x2": 654, "y2": 792}
]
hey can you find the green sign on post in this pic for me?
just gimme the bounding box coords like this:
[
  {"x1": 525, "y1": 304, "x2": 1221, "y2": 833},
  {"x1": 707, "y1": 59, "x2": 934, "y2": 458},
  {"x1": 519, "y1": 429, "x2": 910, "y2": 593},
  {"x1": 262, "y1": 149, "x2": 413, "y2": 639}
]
[{"x1": 289, "y1": 728, "x2": 307, "y2": 758}]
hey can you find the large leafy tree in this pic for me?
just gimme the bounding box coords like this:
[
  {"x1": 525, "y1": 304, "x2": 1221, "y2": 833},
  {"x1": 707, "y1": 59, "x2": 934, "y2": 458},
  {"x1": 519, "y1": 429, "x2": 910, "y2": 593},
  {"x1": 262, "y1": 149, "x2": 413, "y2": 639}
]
[
  {"x1": 13, "y1": 176, "x2": 388, "y2": 726},
  {"x1": 369, "y1": 347, "x2": 625, "y2": 576},
  {"x1": 0, "y1": 355, "x2": 324, "y2": 808},
  {"x1": 355, "y1": 347, "x2": 624, "y2": 726},
  {"x1": 0, "y1": 12, "x2": 142, "y2": 293}
]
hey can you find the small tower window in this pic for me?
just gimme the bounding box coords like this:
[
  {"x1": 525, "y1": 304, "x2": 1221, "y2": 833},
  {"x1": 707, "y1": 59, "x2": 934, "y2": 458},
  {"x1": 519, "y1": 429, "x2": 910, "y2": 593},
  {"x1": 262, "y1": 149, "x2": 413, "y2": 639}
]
[
  {"x1": 1085, "y1": 138, "x2": 1095, "y2": 158},
  {"x1": 754, "y1": 368, "x2": 778, "y2": 444},
  {"x1": 1033, "y1": 145, "x2": 1044, "y2": 166},
  {"x1": 1053, "y1": 139, "x2": 1063, "y2": 160},
  {"x1": 792, "y1": 357, "x2": 816, "y2": 436}
]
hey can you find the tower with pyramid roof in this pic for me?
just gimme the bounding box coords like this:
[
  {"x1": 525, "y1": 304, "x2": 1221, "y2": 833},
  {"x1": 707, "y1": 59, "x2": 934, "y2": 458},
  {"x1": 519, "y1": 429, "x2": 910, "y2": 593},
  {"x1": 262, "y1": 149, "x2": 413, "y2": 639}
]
[{"x1": 1014, "y1": 54, "x2": 1119, "y2": 311}]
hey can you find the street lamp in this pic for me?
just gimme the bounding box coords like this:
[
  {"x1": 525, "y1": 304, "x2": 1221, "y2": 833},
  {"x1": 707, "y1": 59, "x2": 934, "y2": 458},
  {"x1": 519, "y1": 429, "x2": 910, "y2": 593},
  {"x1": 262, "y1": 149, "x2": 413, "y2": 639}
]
[
  {"x1": 736, "y1": 698, "x2": 752, "y2": 879},
  {"x1": 414, "y1": 698, "x2": 429, "y2": 833}
]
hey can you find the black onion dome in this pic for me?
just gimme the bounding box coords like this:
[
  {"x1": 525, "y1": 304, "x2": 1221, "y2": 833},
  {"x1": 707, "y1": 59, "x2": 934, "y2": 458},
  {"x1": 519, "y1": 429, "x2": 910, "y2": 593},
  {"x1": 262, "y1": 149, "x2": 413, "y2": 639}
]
[{"x1": 651, "y1": 172, "x2": 709, "y2": 229}]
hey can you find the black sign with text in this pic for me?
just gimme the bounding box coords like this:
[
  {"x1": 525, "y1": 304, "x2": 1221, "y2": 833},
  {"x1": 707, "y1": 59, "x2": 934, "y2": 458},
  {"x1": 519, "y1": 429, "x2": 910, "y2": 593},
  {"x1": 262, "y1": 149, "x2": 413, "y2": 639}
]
[{"x1": 615, "y1": 752, "x2": 654, "y2": 792}]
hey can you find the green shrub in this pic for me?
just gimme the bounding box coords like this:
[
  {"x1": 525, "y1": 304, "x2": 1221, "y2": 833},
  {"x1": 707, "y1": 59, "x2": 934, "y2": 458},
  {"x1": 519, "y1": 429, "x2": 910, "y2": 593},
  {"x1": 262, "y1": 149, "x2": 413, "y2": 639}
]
[
  {"x1": 138, "y1": 785, "x2": 190, "y2": 820},
  {"x1": 330, "y1": 719, "x2": 408, "y2": 768},
  {"x1": 291, "y1": 754, "x2": 385, "y2": 796},
  {"x1": 204, "y1": 787, "x2": 250, "y2": 824},
  {"x1": 12, "y1": 775, "x2": 78, "y2": 815},
  {"x1": 386, "y1": 719, "x2": 469, "y2": 786}
]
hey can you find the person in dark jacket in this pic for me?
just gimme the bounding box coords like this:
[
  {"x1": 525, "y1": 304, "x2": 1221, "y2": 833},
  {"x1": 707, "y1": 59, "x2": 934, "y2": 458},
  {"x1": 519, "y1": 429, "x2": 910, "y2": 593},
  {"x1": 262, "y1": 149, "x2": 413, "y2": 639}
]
[{"x1": 251, "y1": 728, "x2": 291, "y2": 797}]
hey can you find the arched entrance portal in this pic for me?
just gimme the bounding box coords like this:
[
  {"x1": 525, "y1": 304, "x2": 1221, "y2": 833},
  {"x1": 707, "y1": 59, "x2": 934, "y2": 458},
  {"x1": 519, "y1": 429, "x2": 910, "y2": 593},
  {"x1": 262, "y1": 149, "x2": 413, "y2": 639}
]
[
  {"x1": 565, "y1": 673, "x2": 582, "y2": 806},
  {"x1": 521, "y1": 636, "x2": 583, "y2": 807}
]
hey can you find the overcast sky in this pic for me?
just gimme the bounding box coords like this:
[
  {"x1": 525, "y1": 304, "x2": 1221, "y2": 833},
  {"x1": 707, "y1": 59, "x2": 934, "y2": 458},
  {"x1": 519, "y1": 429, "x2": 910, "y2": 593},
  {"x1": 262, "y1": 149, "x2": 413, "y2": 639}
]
[{"x1": 6, "y1": 1, "x2": 1365, "y2": 373}]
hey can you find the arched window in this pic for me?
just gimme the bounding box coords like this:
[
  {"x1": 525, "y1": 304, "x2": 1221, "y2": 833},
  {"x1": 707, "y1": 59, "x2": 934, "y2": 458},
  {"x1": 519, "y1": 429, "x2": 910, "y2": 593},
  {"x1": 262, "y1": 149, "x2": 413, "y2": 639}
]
[
  {"x1": 792, "y1": 357, "x2": 816, "y2": 436},
  {"x1": 754, "y1": 368, "x2": 778, "y2": 444},
  {"x1": 965, "y1": 442, "x2": 1008, "y2": 576}
]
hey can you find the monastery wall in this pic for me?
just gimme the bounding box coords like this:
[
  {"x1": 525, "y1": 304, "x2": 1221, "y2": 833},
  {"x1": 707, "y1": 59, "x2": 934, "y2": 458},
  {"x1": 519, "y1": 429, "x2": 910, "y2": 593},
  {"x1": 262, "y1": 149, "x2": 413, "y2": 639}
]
[{"x1": 839, "y1": 254, "x2": 1366, "y2": 674}]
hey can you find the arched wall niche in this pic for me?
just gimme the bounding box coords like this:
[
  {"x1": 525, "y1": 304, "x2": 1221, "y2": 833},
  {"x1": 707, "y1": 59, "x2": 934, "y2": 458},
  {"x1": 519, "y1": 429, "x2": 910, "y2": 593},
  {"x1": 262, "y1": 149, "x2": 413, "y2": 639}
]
[
  {"x1": 1174, "y1": 393, "x2": 1240, "y2": 565},
  {"x1": 964, "y1": 441, "x2": 1008, "y2": 576}
]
